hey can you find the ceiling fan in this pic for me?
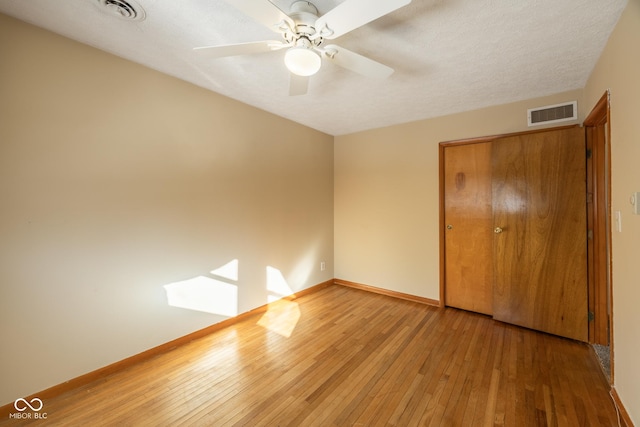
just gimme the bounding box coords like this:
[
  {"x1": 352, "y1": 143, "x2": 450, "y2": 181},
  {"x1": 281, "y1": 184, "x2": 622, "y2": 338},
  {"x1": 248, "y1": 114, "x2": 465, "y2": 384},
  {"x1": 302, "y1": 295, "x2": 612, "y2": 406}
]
[{"x1": 194, "y1": 0, "x2": 412, "y2": 95}]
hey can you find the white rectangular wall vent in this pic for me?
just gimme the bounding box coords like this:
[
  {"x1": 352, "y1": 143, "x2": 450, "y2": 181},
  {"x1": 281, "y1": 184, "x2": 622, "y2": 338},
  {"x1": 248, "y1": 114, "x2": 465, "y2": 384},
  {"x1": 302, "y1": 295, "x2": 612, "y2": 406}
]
[{"x1": 527, "y1": 101, "x2": 577, "y2": 126}]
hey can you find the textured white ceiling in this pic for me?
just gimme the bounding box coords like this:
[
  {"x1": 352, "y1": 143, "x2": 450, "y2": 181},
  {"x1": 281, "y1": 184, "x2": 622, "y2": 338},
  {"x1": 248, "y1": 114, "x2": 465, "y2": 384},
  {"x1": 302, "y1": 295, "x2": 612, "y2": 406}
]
[{"x1": 0, "y1": 0, "x2": 627, "y2": 135}]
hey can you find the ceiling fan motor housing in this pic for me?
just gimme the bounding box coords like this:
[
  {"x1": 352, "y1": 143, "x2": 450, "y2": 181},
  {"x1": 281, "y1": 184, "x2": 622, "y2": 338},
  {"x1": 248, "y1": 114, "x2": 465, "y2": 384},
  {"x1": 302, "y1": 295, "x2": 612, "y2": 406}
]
[{"x1": 284, "y1": 1, "x2": 323, "y2": 48}]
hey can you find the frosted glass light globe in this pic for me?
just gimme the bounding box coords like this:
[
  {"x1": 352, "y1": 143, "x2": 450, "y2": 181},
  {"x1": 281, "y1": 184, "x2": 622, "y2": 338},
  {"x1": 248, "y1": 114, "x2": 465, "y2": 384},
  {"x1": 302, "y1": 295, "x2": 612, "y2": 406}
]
[{"x1": 284, "y1": 47, "x2": 321, "y2": 76}]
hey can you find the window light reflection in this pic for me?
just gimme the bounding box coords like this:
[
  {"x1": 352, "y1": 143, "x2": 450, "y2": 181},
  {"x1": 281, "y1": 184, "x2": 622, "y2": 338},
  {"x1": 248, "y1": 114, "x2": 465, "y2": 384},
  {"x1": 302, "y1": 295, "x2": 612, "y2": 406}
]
[
  {"x1": 164, "y1": 259, "x2": 239, "y2": 317},
  {"x1": 211, "y1": 259, "x2": 239, "y2": 281},
  {"x1": 258, "y1": 266, "x2": 301, "y2": 337},
  {"x1": 164, "y1": 276, "x2": 238, "y2": 317}
]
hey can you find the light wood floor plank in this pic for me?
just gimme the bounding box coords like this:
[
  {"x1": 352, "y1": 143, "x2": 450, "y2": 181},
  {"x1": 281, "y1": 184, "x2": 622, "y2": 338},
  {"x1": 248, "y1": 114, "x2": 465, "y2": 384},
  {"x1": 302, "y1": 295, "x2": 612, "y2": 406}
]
[{"x1": 1, "y1": 285, "x2": 620, "y2": 426}]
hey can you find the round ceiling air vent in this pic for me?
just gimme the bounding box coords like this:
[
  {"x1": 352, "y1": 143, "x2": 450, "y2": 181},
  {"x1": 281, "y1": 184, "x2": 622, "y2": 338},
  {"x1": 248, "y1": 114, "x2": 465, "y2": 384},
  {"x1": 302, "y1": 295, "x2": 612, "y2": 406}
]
[{"x1": 95, "y1": 0, "x2": 146, "y2": 21}]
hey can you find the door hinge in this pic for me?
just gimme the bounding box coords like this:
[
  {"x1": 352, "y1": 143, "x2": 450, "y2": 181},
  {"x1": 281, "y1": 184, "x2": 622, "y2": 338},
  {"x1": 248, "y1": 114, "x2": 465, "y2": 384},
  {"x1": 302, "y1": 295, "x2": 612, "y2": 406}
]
[
  {"x1": 586, "y1": 148, "x2": 592, "y2": 159},
  {"x1": 588, "y1": 311, "x2": 595, "y2": 322}
]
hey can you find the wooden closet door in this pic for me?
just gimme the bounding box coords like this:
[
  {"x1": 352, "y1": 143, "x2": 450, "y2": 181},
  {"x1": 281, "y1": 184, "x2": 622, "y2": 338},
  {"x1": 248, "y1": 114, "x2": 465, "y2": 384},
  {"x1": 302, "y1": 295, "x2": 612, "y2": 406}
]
[
  {"x1": 443, "y1": 142, "x2": 493, "y2": 315},
  {"x1": 492, "y1": 127, "x2": 587, "y2": 341}
]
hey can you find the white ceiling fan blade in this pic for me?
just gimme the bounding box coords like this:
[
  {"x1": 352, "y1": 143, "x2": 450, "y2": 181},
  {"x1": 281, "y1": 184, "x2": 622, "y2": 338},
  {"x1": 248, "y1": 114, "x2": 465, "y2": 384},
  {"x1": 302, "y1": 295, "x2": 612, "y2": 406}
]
[
  {"x1": 323, "y1": 45, "x2": 394, "y2": 79},
  {"x1": 315, "y1": 0, "x2": 411, "y2": 40},
  {"x1": 289, "y1": 74, "x2": 309, "y2": 96},
  {"x1": 224, "y1": 0, "x2": 294, "y2": 33},
  {"x1": 194, "y1": 40, "x2": 285, "y2": 58}
]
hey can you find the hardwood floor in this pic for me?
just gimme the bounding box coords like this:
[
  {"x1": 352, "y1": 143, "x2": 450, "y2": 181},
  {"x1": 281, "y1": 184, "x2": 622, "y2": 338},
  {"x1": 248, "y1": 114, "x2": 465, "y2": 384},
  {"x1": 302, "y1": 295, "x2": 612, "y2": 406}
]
[{"x1": 2, "y1": 285, "x2": 619, "y2": 426}]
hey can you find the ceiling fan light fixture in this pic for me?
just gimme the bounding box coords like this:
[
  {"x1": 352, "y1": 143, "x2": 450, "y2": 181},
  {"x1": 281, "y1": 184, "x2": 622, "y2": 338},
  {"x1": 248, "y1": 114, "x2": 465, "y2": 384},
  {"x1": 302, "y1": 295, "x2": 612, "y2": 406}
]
[{"x1": 284, "y1": 46, "x2": 321, "y2": 77}]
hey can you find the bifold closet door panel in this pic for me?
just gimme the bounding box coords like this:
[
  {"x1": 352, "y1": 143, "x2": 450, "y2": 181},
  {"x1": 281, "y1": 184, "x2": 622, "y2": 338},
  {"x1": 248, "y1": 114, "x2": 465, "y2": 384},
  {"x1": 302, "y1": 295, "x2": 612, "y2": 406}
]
[
  {"x1": 443, "y1": 142, "x2": 493, "y2": 315},
  {"x1": 492, "y1": 127, "x2": 588, "y2": 342}
]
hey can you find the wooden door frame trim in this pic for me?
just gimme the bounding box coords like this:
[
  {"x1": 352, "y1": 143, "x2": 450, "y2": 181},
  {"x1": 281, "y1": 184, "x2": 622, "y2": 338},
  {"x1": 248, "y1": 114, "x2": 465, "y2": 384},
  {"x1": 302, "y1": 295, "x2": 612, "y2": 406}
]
[
  {"x1": 438, "y1": 125, "x2": 580, "y2": 310},
  {"x1": 439, "y1": 124, "x2": 579, "y2": 146},
  {"x1": 584, "y1": 90, "x2": 614, "y2": 384},
  {"x1": 584, "y1": 91, "x2": 609, "y2": 126}
]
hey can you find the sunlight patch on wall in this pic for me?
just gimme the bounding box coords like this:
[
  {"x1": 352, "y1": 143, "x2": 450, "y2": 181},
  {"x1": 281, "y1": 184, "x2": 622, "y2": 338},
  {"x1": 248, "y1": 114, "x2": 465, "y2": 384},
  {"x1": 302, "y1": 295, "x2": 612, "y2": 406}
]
[
  {"x1": 258, "y1": 266, "x2": 300, "y2": 337},
  {"x1": 266, "y1": 265, "x2": 294, "y2": 298},
  {"x1": 164, "y1": 276, "x2": 238, "y2": 316},
  {"x1": 211, "y1": 259, "x2": 239, "y2": 281},
  {"x1": 164, "y1": 259, "x2": 240, "y2": 317}
]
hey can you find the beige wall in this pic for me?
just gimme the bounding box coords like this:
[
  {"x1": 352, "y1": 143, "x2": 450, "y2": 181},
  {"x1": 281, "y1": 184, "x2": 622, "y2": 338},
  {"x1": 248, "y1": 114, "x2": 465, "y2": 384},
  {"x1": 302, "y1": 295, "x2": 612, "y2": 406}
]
[
  {"x1": 335, "y1": 90, "x2": 583, "y2": 299},
  {"x1": 0, "y1": 14, "x2": 334, "y2": 406},
  {"x1": 335, "y1": 2, "x2": 639, "y2": 419},
  {"x1": 584, "y1": 0, "x2": 640, "y2": 422},
  {"x1": 2, "y1": 1, "x2": 638, "y2": 420}
]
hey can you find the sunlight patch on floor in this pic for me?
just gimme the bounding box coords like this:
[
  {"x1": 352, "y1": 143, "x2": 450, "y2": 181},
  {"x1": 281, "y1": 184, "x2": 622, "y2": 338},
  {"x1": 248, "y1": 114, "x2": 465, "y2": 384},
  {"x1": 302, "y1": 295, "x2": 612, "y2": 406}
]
[
  {"x1": 257, "y1": 298, "x2": 301, "y2": 338},
  {"x1": 257, "y1": 266, "x2": 301, "y2": 337}
]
